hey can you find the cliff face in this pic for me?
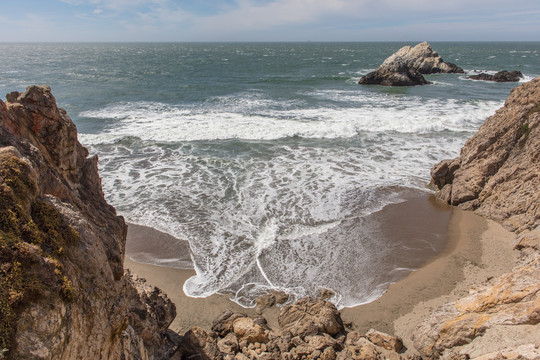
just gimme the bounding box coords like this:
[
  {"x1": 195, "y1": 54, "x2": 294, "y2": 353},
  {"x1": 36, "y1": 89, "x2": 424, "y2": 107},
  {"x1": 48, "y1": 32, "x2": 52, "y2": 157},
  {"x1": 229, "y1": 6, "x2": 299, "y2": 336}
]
[
  {"x1": 420, "y1": 77, "x2": 540, "y2": 359},
  {"x1": 431, "y1": 76, "x2": 540, "y2": 236},
  {"x1": 0, "y1": 86, "x2": 175, "y2": 360}
]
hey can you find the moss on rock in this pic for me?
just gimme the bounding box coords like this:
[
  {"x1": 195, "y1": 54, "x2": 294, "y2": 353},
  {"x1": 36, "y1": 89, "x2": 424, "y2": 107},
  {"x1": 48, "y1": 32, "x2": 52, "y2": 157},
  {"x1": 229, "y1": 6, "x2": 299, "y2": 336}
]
[{"x1": 0, "y1": 153, "x2": 79, "y2": 350}]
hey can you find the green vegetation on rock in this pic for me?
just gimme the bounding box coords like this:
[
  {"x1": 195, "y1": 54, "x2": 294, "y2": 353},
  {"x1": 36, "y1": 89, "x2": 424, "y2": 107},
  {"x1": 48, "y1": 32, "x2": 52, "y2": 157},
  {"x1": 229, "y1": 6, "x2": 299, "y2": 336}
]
[{"x1": 0, "y1": 153, "x2": 79, "y2": 351}]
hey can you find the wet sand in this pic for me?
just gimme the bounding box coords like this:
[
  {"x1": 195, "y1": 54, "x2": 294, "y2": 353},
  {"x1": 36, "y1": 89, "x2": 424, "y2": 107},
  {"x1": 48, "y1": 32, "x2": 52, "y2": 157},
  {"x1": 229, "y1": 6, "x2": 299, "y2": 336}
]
[{"x1": 124, "y1": 194, "x2": 518, "y2": 344}]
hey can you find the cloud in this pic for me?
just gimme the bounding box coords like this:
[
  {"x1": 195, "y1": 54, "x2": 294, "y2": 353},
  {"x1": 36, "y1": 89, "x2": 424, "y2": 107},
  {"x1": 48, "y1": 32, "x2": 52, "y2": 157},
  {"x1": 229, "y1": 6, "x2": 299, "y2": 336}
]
[{"x1": 5, "y1": 0, "x2": 540, "y2": 41}]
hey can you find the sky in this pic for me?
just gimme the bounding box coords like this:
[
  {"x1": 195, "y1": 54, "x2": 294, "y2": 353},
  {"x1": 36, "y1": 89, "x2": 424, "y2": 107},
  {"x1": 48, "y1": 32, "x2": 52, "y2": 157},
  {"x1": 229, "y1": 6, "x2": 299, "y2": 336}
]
[{"x1": 0, "y1": 0, "x2": 539, "y2": 42}]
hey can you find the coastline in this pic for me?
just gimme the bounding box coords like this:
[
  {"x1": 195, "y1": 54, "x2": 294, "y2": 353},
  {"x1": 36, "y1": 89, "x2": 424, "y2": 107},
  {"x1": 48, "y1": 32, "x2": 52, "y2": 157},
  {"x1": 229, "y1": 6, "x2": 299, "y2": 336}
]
[{"x1": 124, "y1": 195, "x2": 518, "y2": 343}]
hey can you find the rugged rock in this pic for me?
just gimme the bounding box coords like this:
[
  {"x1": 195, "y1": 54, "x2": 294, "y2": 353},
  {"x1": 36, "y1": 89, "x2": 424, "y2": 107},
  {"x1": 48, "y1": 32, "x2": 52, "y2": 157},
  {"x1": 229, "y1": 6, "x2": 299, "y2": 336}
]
[
  {"x1": 176, "y1": 298, "x2": 413, "y2": 359},
  {"x1": 430, "y1": 76, "x2": 540, "y2": 234},
  {"x1": 413, "y1": 258, "x2": 540, "y2": 358},
  {"x1": 359, "y1": 41, "x2": 463, "y2": 86},
  {"x1": 420, "y1": 77, "x2": 540, "y2": 359},
  {"x1": 392, "y1": 41, "x2": 464, "y2": 74},
  {"x1": 468, "y1": 70, "x2": 523, "y2": 82},
  {"x1": 358, "y1": 56, "x2": 431, "y2": 86},
  {"x1": 278, "y1": 298, "x2": 345, "y2": 337},
  {"x1": 472, "y1": 343, "x2": 540, "y2": 360},
  {"x1": 0, "y1": 86, "x2": 176, "y2": 359}
]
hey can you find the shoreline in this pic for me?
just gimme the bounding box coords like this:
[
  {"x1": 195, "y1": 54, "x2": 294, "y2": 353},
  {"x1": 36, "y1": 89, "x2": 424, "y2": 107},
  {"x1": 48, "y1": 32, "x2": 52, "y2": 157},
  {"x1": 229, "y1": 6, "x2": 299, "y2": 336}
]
[{"x1": 123, "y1": 195, "x2": 518, "y2": 344}]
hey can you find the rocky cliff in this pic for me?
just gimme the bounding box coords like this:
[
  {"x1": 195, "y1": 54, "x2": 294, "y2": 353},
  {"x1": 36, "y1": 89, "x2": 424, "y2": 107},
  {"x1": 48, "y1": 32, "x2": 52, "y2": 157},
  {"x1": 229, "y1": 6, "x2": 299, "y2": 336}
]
[
  {"x1": 0, "y1": 86, "x2": 176, "y2": 360},
  {"x1": 431, "y1": 76, "x2": 540, "y2": 236},
  {"x1": 420, "y1": 77, "x2": 540, "y2": 359}
]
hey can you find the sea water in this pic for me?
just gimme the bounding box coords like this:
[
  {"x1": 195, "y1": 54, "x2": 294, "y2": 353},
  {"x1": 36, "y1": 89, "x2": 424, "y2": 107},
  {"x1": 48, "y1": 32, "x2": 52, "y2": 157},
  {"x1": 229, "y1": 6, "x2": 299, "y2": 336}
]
[{"x1": 1, "y1": 42, "x2": 539, "y2": 308}]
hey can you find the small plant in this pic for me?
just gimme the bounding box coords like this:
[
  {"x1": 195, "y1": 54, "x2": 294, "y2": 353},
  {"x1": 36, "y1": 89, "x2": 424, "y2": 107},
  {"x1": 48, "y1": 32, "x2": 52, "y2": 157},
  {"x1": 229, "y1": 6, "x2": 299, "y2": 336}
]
[
  {"x1": 0, "y1": 347, "x2": 9, "y2": 359},
  {"x1": 517, "y1": 123, "x2": 530, "y2": 139}
]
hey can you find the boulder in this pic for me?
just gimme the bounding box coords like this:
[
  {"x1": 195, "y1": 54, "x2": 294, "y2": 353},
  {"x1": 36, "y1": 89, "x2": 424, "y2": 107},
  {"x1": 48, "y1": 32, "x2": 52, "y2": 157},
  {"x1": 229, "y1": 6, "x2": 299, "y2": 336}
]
[
  {"x1": 468, "y1": 70, "x2": 523, "y2": 82},
  {"x1": 358, "y1": 56, "x2": 430, "y2": 86},
  {"x1": 365, "y1": 329, "x2": 403, "y2": 352},
  {"x1": 232, "y1": 317, "x2": 269, "y2": 344},
  {"x1": 278, "y1": 298, "x2": 344, "y2": 337}
]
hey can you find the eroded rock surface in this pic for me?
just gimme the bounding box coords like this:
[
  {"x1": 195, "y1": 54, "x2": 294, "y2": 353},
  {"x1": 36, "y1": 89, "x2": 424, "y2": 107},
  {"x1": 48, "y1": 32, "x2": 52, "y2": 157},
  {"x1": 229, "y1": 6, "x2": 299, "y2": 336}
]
[
  {"x1": 358, "y1": 56, "x2": 430, "y2": 86},
  {"x1": 431, "y1": 76, "x2": 540, "y2": 234},
  {"x1": 421, "y1": 77, "x2": 540, "y2": 359},
  {"x1": 359, "y1": 41, "x2": 463, "y2": 86},
  {"x1": 0, "y1": 86, "x2": 176, "y2": 360},
  {"x1": 391, "y1": 41, "x2": 464, "y2": 74},
  {"x1": 178, "y1": 298, "x2": 413, "y2": 360}
]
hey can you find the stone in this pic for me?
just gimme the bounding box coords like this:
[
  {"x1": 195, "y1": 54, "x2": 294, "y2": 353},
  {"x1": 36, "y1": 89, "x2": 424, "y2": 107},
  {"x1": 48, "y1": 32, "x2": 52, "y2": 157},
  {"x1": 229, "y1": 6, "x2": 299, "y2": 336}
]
[
  {"x1": 218, "y1": 333, "x2": 240, "y2": 355},
  {"x1": 320, "y1": 347, "x2": 337, "y2": 360},
  {"x1": 305, "y1": 334, "x2": 338, "y2": 350},
  {"x1": 337, "y1": 338, "x2": 380, "y2": 360},
  {"x1": 178, "y1": 326, "x2": 222, "y2": 360},
  {"x1": 365, "y1": 328, "x2": 403, "y2": 352},
  {"x1": 468, "y1": 70, "x2": 523, "y2": 82},
  {"x1": 278, "y1": 298, "x2": 344, "y2": 337},
  {"x1": 472, "y1": 343, "x2": 540, "y2": 359},
  {"x1": 232, "y1": 317, "x2": 269, "y2": 344},
  {"x1": 212, "y1": 310, "x2": 250, "y2": 337}
]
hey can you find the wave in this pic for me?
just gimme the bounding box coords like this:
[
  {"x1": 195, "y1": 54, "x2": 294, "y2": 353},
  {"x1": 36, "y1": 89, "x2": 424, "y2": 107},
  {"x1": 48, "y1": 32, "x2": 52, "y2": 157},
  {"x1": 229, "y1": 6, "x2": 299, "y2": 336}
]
[{"x1": 79, "y1": 92, "x2": 501, "y2": 144}]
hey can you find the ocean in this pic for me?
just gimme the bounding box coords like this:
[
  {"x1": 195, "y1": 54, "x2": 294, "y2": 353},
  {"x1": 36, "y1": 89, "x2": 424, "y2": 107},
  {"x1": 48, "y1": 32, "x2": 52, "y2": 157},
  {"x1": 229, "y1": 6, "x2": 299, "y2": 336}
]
[{"x1": 1, "y1": 42, "x2": 539, "y2": 308}]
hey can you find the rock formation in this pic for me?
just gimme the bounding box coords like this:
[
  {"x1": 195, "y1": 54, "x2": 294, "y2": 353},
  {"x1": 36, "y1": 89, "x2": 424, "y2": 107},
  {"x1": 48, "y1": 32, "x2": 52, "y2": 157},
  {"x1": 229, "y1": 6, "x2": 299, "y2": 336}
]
[
  {"x1": 391, "y1": 41, "x2": 464, "y2": 74},
  {"x1": 421, "y1": 77, "x2": 540, "y2": 359},
  {"x1": 175, "y1": 298, "x2": 413, "y2": 360},
  {"x1": 358, "y1": 56, "x2": 431, "y2": 86},
  {"x1": 359, "y1": 42, "x2": 464, "y2": 86},
  {"x1": 430, "y1": 76, "x2": 540, "y2": 233},
  {"x1": 0, "y1": 86, "x2": 176, "y2": 360},
  {"x1": 468, "y1": 70, "x2": 524, "y2": 82}
]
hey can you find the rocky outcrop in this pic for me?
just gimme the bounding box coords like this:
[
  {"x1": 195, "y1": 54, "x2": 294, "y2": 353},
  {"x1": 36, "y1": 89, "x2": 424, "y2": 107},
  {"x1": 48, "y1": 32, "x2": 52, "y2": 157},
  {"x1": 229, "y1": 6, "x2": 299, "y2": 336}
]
[
  {"x1": 468, "y1": 70, "x2": 523, "y2": 82},
  {"x1": 358, "y1": 56, "x2": 431, "y2": 86},
  {"x1": 175, "y1": 298, "x2": 412, "y2": 360},
  {"x1": 0, "y1": 86, "x2": 176, "y2": 359},
  {"x1": 359, "y1": 41, "x2": 463, "y2": 86},
  {"x1": 420, "y1": 77, "x2": 540, "y2": 359},
  {"x1": 430, "y1": 76, "x2": 540, "y2": 233}
]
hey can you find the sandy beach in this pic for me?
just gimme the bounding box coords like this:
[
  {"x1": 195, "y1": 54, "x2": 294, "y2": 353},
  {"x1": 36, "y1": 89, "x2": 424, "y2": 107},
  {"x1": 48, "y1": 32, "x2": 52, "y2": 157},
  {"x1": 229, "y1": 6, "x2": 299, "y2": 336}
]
[{"x1": 124, "y1": 194, "x2": 518, "y2": 347}]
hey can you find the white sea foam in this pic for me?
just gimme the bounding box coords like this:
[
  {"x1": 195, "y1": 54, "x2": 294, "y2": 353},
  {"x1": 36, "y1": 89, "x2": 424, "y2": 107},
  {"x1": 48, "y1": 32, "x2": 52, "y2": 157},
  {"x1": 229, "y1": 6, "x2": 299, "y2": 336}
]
[
  {"x1": 78, "y1": 87, "x2": 504, "y2": 308},
  {"x1": 79, "y1": 91, "x2": 500, "y2": 144}
]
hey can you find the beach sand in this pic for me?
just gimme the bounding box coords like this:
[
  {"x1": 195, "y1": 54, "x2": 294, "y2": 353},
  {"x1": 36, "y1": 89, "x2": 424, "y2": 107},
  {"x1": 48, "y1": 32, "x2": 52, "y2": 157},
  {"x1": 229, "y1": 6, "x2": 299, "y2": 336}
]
[{"x1": 124, "y1": 195, "x2": 518, "y2": 347}]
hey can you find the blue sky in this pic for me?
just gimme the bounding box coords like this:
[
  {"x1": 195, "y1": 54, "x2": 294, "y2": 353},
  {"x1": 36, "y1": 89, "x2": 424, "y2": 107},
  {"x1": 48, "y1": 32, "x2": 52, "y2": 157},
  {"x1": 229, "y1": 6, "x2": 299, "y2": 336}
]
[{"x1": 0, "y1": 0, "x2": 539, "y2": 42}]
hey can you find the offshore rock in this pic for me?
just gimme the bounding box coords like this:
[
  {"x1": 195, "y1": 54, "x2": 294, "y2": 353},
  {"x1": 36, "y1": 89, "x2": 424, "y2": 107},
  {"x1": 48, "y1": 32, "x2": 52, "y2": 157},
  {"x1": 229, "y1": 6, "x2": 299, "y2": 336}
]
[
  {"x1": 392, "y1": 41, "x2": 464, "y2": 74},
  {"x1": 358, "y1": 56, "x2": 431, "y2": 86},
  {"x1": 0, "y1": 86, "x2": 176, "y2": 359},
  {"x1": 468, "y1": 70, "x2": 524, "y2": 82},
  {"x1": 359, "y1": 41, "x2": 463, "y2": 86}
]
